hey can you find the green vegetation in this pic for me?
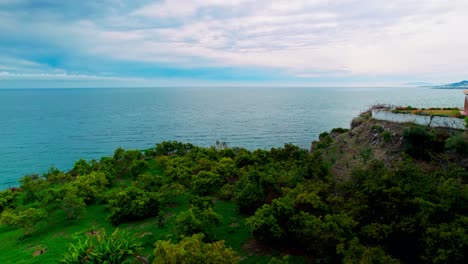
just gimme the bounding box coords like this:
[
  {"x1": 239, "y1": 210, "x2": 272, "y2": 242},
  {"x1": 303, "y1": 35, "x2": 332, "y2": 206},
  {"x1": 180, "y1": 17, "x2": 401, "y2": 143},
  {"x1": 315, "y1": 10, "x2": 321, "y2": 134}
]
[
  {"x1": 0, "y1": 121, "x2": 467, "y2": 263},
  {"x1": 392, "y1": 106, "x2": 464, "y2": 118},
  {"x1": 60, "y1": 229, "x2": 140, "y2": 263},
  {"x1": 153, "y1": 233, "x2": 240, "y2": 264}
]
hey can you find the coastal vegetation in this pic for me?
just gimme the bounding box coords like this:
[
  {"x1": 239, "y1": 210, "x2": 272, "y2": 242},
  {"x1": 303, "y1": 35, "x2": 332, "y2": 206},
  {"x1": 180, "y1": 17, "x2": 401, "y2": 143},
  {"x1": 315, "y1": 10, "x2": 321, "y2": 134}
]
[
  {"x1": 391, "y1": 106, "x2": 464, "y2": 118},
  {"x1": 0, "y1": 114, "x2": 466, "y2": 263}
]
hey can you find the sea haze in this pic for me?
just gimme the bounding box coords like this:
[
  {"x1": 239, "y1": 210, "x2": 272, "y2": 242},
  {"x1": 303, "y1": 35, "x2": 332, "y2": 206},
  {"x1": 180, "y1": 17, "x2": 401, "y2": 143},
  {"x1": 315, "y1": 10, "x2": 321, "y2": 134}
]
[{"x1": 0, "y1": 87, "x2": 462, "y2": 189}]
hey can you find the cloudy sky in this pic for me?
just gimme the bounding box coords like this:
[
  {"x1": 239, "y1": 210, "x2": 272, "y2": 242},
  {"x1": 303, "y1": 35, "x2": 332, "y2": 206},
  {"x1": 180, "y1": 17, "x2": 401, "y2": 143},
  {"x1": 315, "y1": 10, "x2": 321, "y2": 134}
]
[{"x1": 0, "y1": 0, "x2": 467, "y2": 87}]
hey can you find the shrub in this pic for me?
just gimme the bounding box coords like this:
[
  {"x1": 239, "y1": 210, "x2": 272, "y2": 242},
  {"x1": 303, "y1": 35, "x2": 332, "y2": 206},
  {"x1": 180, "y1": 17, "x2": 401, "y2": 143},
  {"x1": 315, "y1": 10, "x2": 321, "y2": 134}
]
[
  {"x1": 403, "y1": 126, "x2": 437, "y2": 160},
  {"x1": 153, "y1": 233, "x2": 240, "y2": 264},
  {"x1": 189, "y1": 195, "x2": 215, "y2": 210},
  {"x1": 0, "y1": 189, "x2": 20, "y2": 213},
  {"x1": 371, "y1": 125, "x2": 384, "y2": 133},
  {"x1": 107, "y1": 187, "x2": 159, "y2": 225},
  {"x1": 351, "y1": 116, "x2": 366, "y2": 129},
  {"x1": 61, "y1": 228, "x2": 140, "y2": 264},
  {"x1": 61, "y1": 192, "x2": 86, "y2": 220},
  {"x1": 359, "y1": 148, "x2": 373, "y2": 164},
  {"x1": 315, "y1": 132, "x2": 333, "y2": 149},
  {"x1": 331, "y1": 128, "x2": 349, "y2": 134},
  {"x1": 71, "y1": 159, "x2": 92, "y2": 176},
  {"x1": 173, "y1": 207, "x2": 222, "y2": 239},
  {"x1": 234, "y1": 173, "x2": 266, "y2": 214},
  {"x1": 19, "y1": 174, "x2": 48, "y2": 204},
  {"x1": 73, "y1": 172, "x2": 108, "y2": 203},
  {"x1": 381, "y1": 130, "x2": 392, "y2": 143},
  {"x1": 148, "y1": 141, "x2": 195, "y2": 157},
  {"x1": 192, "y1": 171, "x2": 222, "y2": 196},
  {"x1": 218, "y1": 184, "x2": 234, "y2": 200},
  {"x1": 134, "y1": 173, "x2": 164, "y2": 192},
  {"x1": 0, "y1": 208, "x2": 46, "y2": 236},
  {"x1": 445, "y1": 134, "x2": 468, "y2": 155}
]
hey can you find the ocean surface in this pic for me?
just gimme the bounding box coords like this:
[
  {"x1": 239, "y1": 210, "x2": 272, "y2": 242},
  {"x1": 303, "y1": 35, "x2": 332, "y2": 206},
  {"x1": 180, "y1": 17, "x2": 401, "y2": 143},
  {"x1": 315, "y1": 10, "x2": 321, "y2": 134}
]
[{"x1": 0, "y1": 87, "x2": 463, "y2": 189}]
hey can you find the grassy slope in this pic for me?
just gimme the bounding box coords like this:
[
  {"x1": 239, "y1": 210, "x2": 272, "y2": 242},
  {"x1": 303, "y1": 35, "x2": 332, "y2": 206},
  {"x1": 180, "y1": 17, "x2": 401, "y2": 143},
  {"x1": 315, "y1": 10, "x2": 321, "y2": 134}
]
[
  {"x1": 319, "y1": 117, "x2": 467, "y2": 181},
  {"x1": 0, "y1": 162, "x2": 282, "y2": 263}
]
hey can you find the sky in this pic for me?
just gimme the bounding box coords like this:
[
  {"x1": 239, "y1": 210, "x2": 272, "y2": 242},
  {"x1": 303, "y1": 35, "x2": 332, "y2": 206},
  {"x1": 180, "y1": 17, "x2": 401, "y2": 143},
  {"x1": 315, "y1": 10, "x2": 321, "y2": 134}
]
[{"x1": 0, "y1": 0, "x2": 467, "y2": 88}]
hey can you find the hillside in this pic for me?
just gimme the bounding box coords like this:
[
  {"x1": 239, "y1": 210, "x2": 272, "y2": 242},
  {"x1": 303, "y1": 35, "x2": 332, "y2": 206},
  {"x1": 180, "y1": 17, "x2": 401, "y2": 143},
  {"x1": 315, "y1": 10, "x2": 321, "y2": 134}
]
[
  {"x1": 433, "y1": 80, "x2": 468, "y2": 89},
  {"x1": 313, "y1": 111, "x2": 468, "y2": 181},
  {"x1": 0, "y1": 116, "x2": 467, "y2": 263}
]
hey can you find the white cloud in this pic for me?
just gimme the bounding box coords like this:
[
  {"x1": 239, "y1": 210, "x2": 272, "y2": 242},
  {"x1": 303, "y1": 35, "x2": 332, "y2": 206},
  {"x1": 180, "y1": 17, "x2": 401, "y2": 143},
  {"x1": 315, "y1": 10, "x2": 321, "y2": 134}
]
[
  {"x1": 132, "y1": 0, "x2": 249, "y2": 18},
  {"x1": 2, "y1": 0, "x2": 468, "y2": 83}
]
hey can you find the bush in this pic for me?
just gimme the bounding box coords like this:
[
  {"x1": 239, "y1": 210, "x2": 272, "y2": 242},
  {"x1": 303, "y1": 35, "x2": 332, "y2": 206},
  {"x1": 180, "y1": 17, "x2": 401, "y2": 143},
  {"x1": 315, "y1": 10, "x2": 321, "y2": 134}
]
[
  {"x1": 71, "y1": 159, "x2": 92, "y2": 176},
  {"x1": 19, "y1": 174, "x2": 48, "y2": 204},
  {"x1": 61, "y1": 228, "x2": 140, "y2": 263},
  {"x1": 174, "y1": 207, "x2": 222, "y2": 239},
  {"x1": 218, "y1": 184, "x2": 234, "y2": 200},
  {"x1": 148, "y1": 141, "x2": 195, "y2": 157},
  {"x1": 403, "y1": 126, "x2": 438, "y2": 160},
  {"x1": 445, "y1": 134, "x2": 468, "y2": 155},
  {"x1": 0, "y1": 189, "x2": 20, "y2": 213},
  {"x1": 61, "y1": 192, "x2": 86, "y2": 220},
  {"x1": 234, "y1": 173, "x2": 266, "y2": 214},
  {"x1": 192, "y1": 171, "x2": 222, "y2": 196},
  {"x1": 316, "y1": 132, "x2": 333, "y2": 149},
  {"x1": 107, "y1": 187, "x2": 159, "y2": 225},
  {"x1": 0, "y1": 208, "x2": 46, "y2": 236},
  {"x1": 351, "y1": 116, "x2": 366, "y2": 129},
  {"x1": 381, "y1": 130, "x2": 392, "y2": 143},
  {"x1": 153, "y1": 233, "x2": 240, "y2": 264},
  {"x1": 73, "y1": 172, "x2": 108, "y2": 203},
  {"x1": 371, "y1": 125, "x2": 384, "y2": 133},
  {"x1": 331, "y1": 128, "x2": 349, "y2": 134}
]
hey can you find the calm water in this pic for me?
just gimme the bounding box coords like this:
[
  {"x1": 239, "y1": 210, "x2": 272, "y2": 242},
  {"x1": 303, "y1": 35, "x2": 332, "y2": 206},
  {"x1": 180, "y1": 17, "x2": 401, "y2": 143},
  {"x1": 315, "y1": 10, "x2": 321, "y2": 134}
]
[{"x1": 0, "y1": 87, "x2": 463, "y2": 189}]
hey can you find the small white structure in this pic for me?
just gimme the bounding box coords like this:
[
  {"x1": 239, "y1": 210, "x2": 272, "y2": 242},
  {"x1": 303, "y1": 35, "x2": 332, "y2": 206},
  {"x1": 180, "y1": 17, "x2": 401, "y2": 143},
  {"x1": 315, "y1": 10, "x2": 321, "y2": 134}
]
[{"x1": 372, "y1": 110, "x2": 466, "y2": 130}]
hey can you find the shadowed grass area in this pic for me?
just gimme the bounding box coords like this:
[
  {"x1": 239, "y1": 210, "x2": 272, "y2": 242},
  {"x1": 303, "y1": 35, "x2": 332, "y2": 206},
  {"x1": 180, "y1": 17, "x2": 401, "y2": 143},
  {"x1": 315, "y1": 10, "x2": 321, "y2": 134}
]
[
  {"x1": 0, "y1": 193, "x2": 281, "y2": 263},
  {"x1": 0, "y1": 205, "x2": 113, "y2": 263}
]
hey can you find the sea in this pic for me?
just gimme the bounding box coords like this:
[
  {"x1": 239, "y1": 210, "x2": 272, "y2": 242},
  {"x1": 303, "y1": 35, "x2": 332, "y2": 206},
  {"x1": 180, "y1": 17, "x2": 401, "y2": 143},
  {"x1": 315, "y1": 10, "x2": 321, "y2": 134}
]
[{"x1": 0, "y1": 86, "x2": 463, "y2": 189}]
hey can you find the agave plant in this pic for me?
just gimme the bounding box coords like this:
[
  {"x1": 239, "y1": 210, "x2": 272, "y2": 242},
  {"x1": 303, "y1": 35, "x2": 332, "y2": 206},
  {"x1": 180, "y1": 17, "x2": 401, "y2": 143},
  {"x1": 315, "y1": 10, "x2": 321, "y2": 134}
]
[{"x1": 61, "y1": 228, "x2": 141, "y2": 264}]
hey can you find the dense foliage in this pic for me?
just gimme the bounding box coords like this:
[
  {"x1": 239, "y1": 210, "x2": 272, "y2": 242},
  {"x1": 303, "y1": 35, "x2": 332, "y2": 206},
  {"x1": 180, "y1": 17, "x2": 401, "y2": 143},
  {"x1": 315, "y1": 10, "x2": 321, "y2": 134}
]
[
  {"x1": 0, "y1": 123, "x2": 466, "y2": 263},
  {"x1": 60, "y1": 229, "x2": 140, "y2": 263},
  {"x1": 153, "y1": 233, "x2": 240, "y2": 264}
]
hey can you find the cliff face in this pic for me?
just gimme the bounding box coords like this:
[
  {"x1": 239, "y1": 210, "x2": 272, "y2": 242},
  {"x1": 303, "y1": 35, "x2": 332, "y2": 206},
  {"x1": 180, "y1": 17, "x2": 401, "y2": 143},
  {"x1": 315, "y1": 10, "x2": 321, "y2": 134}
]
[{"x1": 313, "y1": 113, "x2": 468, "y2": 181}]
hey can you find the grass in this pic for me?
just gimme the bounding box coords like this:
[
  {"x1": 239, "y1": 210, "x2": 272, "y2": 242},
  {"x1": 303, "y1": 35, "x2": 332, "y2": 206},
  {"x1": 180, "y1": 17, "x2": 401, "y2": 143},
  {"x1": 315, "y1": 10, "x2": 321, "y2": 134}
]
[
  {"x1": 0, "y1": 157, "x2": 304, "y2": 263},
  {"x1": 392, "y1": 108, "x2": 464, "y2": 118},
  {"x1": 0, "y1": 205, "x2": 113, "y2": 263},
  {"x1": 0, "y1": 188, "x2": 287, "y2": 263}
]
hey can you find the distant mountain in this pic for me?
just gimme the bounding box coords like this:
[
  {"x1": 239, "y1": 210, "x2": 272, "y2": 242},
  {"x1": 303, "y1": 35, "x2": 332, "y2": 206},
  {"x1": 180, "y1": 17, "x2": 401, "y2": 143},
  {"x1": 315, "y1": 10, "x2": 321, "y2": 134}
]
[
  {"x1": 404, "y1": 81, "x2": 436, "y2": 87},
  {"x1": 433, "y1": 80, "x2": 468, "y2": 89}
]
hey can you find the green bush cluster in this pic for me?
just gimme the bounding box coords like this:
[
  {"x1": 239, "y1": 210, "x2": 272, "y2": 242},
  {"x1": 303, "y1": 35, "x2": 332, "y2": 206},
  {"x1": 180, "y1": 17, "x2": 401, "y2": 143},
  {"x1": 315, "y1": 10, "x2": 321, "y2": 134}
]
[
  {"x1": 1, "y1": 138, "x2": 466, "y2": 263},
  {"x1": 402, "y1": 126, "x2": 441, "y2": 160},
  {"x1": 107, "y1": 186, "x2": 160, "y2": 225},
  {"x1": 153, "y1": 233, "x2": 240, "y2": 264}
]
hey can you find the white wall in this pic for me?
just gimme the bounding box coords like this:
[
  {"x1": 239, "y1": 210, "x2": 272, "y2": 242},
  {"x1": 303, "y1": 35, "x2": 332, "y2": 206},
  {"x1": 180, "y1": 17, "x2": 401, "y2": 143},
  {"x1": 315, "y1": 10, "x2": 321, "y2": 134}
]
[{"x1": 372, "y1": 110, "x2": 466, "y2": 130}]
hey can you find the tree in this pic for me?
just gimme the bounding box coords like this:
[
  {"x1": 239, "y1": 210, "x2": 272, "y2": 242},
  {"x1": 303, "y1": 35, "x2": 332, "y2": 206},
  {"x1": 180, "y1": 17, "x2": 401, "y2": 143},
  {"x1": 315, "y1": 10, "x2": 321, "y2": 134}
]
[
  {"x1": 61, "y1": 192, "x2": 85, "y2": 220},
  {"x1": 192, "y1": 171, "x2": 222, "y2": 196},
  {"x1": 0, "y1": 189, "x2": 20, "y2": 213},
  {"x1": 107, "y1": 186, "x2": 159, "y2": 225},
  {"x1": 0, "y1": 208, "x2": 46, "y2": 236},
  {"x1": 173, "y1": 207, "x2": 222, "y2": 240},
  {"x1": 73, "y1": 171, "x2": 108, "y2": 203},
  {"x1": 153, "y1": 233, "x2": 240, "y2": 264}
]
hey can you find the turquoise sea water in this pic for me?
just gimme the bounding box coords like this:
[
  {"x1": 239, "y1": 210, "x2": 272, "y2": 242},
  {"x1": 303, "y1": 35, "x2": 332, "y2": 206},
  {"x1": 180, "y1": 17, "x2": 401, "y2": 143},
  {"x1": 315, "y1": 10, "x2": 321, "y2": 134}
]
[{"x1": 0, "y1": 87, "x2": 463, "y2": 189}]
